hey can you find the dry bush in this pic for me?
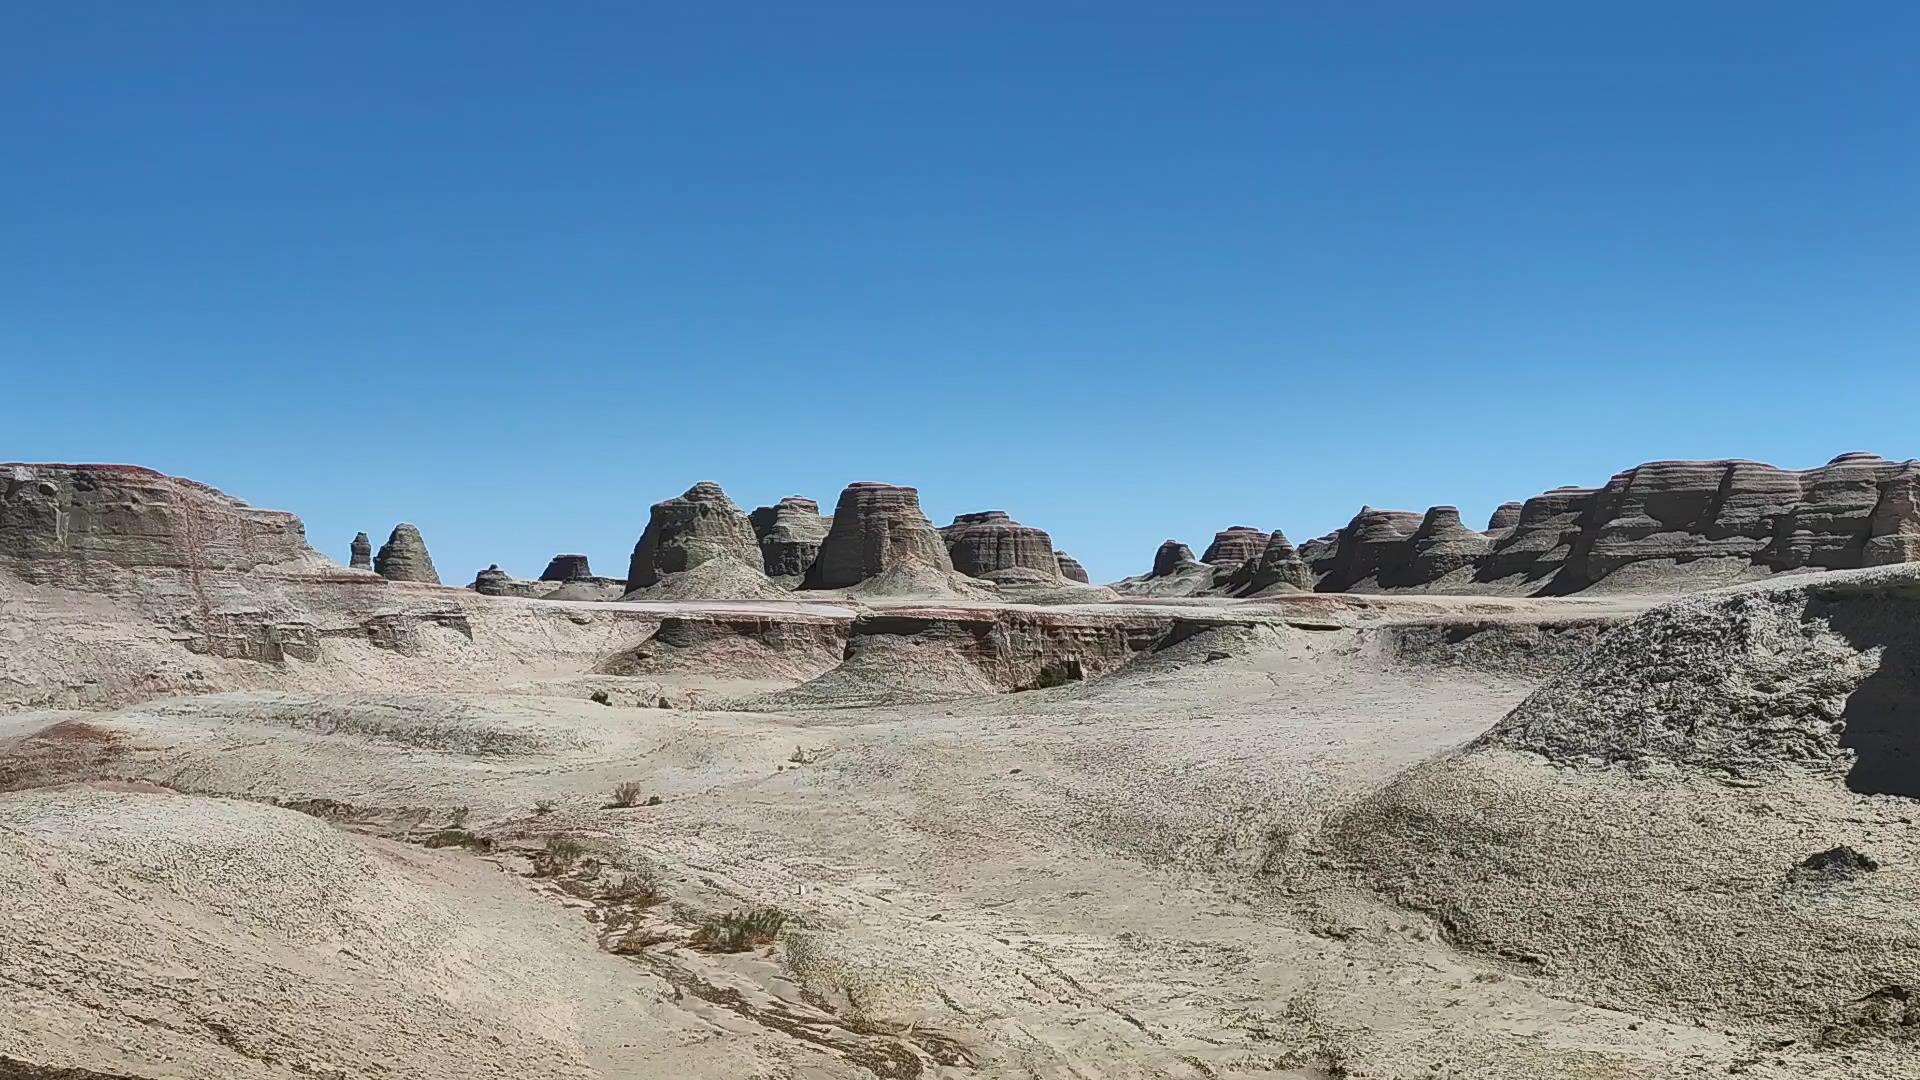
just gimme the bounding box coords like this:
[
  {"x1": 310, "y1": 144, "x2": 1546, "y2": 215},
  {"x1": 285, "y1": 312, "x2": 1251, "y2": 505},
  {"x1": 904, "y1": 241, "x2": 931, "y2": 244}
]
[
  {"x1": 691, "y1": 906, "x2": 790, "y2": 953},
  {"x1": 608, "y1": 781, "x2": 644, "y2": 808}
]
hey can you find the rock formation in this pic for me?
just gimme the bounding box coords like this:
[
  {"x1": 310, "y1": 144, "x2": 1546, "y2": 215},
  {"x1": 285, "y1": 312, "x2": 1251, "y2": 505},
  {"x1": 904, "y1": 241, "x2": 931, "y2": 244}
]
[
  {"x1": 1865, "y1": 465, "x2": 1920, "y2": 566},
  {"x1": 1486, "y1": 502, "x2": 1523, "y2": 535},
  {"x1": 471, "y1": 564, "x2": 521, "y2": 597},
  {"x1": 374, "y1": 523, "x2": 439, "y2": 584},
  {"x1": 1313, "y1": 508, "x2": 1425, "y2": 592},
  {"x1": 0, "y1": 463, "x2": 312, "y2": 582},
  {"x1": 943, "y1": 511, "x2": 1063, "y2": 583},
  {"x1": 349, "y1": 532, "x2": 372, "y2": 570},
  {"x1": 625, "y1": 482, "x2": 766, "y2": 593},
  {"x1": 1225, "y1": 529, "x2": 1313, "y2": 594},
  {"x1": 540, "y1": 554, "x2": 593, "y2": 582},
  {"x1": 1400, "y1": 506, "x2": 1491, "y2": 585},
  {"x1": 751, "y1": 496, "x2": 829, "y2": 581},
  {"x1": 1473, "y1": 487, "x2": 1597, "y2": 586},
  {"x1": 1152, "y1": 541, "x2": 1197, "y2": 578},
  {"x1": 804, "y1": 483, "x2": 955, "y2": 591},
  {"x1": 1200, "y1": 527, "x2": 1269, "y2": 573},
  {"x1": 1054, "y1": 550, "x2": 1090, "y2": 583}
]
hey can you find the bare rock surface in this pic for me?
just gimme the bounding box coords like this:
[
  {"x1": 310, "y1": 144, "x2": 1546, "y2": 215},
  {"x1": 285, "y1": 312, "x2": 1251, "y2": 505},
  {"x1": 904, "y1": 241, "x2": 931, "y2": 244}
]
[
  {"x1": 540, "y1": 554, "x2": 593, "y2": 582},
  {"x1": 752, "y1": 496, "x2": 829, "y2": 581},
  {"x1": 375, "y1": 523, "x2": 440, "y2": 584},
  {"x1": 1053, "y1": 550, "x2": 1090, "y2": 583},
  {"x1": 1486, "y1": 502, "x2": 1524, "y2": 535},
  {"x1": 944, "y1": 511, "x2": 1063, "y2": 583},
  {"x1": 804, "y1": 483, "x2": 973, "y2": 595},
  {"x1": 625, "y1": 482, "x2": 775, "y2": 599},
  {"x1": 1200, "y1": 526, "x2": 1269, "y2": 573},
  {"x1": 350, "y1": 531, "x2": 372, "y2": 569},
  {"x1": 1112, "y1": 540, "x2": 1215, "y2": 597},
  {"x1": 1225, "y1": 528, "x2": 1313, "y2": 595}
]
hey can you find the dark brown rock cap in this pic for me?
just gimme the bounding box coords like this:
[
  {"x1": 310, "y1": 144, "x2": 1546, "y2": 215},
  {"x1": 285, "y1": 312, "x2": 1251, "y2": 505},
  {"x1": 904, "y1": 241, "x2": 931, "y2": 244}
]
[
  {"x1": 540, "y1": 554, "x2": 593, "y2": 582},
  {"x1": 374, "y1": 523, "x2": 440, "y2": 584}
]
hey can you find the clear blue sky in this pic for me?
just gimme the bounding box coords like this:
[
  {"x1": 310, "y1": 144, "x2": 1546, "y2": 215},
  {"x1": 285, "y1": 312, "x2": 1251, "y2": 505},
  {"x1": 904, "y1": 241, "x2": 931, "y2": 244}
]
[{"x1": 5, "y1": 4, "x2": 1916, "y2": 583}]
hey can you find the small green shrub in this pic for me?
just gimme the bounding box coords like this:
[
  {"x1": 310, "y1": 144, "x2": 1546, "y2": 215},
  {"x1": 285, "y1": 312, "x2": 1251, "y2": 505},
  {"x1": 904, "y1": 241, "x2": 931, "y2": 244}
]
[
  {"x1": 692, "y1": 906, "x2": 790, "y2": 953},
  {"x1": 535, "y1": 834, "x2": 586, "y2": 876},
  {"x1": 424, "y1": 829, "x2": 494, "y2": 853},
  {"x1": 608, "y1": 781, "x2": 644, "y2": 808},
  {"x1": 604, "y1": 865, "x2": 663, "y2": 904},
  {"x1": 590, "y1": 690, "x2": 612, "y2": 706}
]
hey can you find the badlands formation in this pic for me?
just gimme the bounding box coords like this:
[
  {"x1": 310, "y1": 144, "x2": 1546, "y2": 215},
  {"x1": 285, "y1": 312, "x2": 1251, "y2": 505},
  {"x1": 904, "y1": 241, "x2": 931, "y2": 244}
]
[{"x1": 3, "y1": 453, "x2": 1920, "y2": 1079}]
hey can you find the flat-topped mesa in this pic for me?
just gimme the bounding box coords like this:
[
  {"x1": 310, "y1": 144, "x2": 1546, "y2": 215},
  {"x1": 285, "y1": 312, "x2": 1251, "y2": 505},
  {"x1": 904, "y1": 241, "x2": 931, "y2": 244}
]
[
  {"x1": 1315, "y1": 507, "x2": 1424, "y2": 592},
  {"x1": 539, "y1": 554, "x2": 593, "y2": 582},
  {"x1": 626, "y1": 481, "x2": 766, "y2": 591},
  {"x1": 1398, "y1": 505, "x2": 1491, "y2": 584},
  {"x1": 471, "y1": 564, "x2": 518, "y2": 596},
  {"x1": 349, "y1": 532, "x2": 372, "y2": 570},
  {"x1": 1151, "y1": 540, "x2": 1198, "y2": 578},
  {"x1": 943, "y1": 511, "x2": 1063, "y2": 583},
  {"x1": 374, "y1": 523, "x2": 440, "y2": 584},
  {"x1": 0, "y1": 463, "x2": 313, "y2": 582},
  {"x1": 1226, "y1": 528, "x2": 1313, "y2": 594},
  {"x1": 804, "y1": 482, "x2": 954, "y2": 590},
  {"x1": 1486, "y1": 502, "x2": 1524, "y2": 535},
  {"x1": 752, "y1": 496, "x2": 829, "y2": 580},
  {"x1": 1054, "y1": 550, "x2": 1090, "y2": 583}
]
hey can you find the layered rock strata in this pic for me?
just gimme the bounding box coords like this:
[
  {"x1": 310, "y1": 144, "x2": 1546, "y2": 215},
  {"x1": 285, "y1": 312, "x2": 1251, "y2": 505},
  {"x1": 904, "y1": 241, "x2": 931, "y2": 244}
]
[
  {"x1": 1225, "y1": 529, "x2": 1313, "y2": 594},
  {"x1": 804, "y1": 483, "x2": 954, "y2": 590},
  {"x1": 540, "y1": 554, "x2": 593, "y2": 582},
  {"x1": 751, "y1": 497, "x2": 830, "y2": 580},
  {"x1": 625, "y1": 482, "x2": 766, "y2": 592},
  {"x1": 349, "y1": 532, "x2": 372, "y2": 570},
  {"x1": 1200, "y1": 527, "x2": 1269, "y2": 572},
  {"x1": 374, "y1": 524, "x2": 440, "y2": 584},
  {"x1": 1054, "y1": 550, "x2": 1090, "y2": 583},
  {"x1": 1485, "y1": 502, "x2": 1524, "y2": 535},
  {"x1": 943, "y1": 511, "x2": 1063, "y2": 583}
]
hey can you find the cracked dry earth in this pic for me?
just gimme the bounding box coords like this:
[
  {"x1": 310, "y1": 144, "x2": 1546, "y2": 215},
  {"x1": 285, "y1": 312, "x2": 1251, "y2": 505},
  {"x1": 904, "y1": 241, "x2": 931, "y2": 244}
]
[{"x1": 4, "y1": 615, "x2": 1782, "y2": 1080}]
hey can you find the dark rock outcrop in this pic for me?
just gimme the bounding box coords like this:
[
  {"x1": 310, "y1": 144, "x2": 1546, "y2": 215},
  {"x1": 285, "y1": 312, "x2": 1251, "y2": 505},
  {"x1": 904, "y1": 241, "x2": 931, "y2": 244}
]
[
  {"x1": 1474, "y1": 487, "x2": 1598, "y2": 586},
  {"x1": 1314, "y1": 508, "x2": 1424, "y2": 592},
  {"x1": 1152, "y1": 541, "x2": 1197, "y2": 578},
  {"x1": 471, "y1": 564, "x2": 523, "y2": 597},
  {"x1": 349, "y1": 532, "x2": 372, "y2": 570},
  {"x1": 752, "y1": 497, "x2": 829, "y2": 580},
  {"x1": 1401, "y1": 506, "x2": 1491, "y2": 584},
  {"x1": 626, "y1": 482, "x2": 766, "y2": 592},
  {"x1": 1226, "y1": 529, "x2": 1313, "y2": 594},
  {"x1": 1486, "y1": 502, "x2": 1524, "y2": 535},
  {"x1": 804, "y1": 483, "x2": 954, "y2": 590},
  {"x1": 944, "y1": 511, "x2": 1063, "y2": 583},
  {"x1": 374, "y1": 523, "x2": 439, "y2": 584},
  {"x1": 1201, "y1": 527, "x2": 1269, "y2": 573},
  {"x1": 1054, "y1": 550, "x2": 1090, "y2": 583},
  {"x1": 540, "y1": 554, "x2": 593, "y2": 582}
]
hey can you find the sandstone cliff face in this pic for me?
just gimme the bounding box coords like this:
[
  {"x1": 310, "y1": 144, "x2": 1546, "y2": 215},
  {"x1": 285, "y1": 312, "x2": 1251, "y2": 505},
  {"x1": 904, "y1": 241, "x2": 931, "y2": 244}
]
[
  {"x1": 1865, "y1": 466, "x2": 1920, "y2": 566},
  {"x1": 1, "y1": 464, "x2": 314, "y2": 583},
  {"x1": 1054, "y1": 550, "x2": 1090, "y2": 583},
  {"x1": 1314, "y1": 508, "x2": 1424, "y2": 592},
  {"x1": 625, "y1": 482, "x2": 766, "y2": 592},
  {"x1": 944, "y1": 511, "x2": 1063, "y2": 583},
  {"x1": 1151, "y1": 541, "x2": 1197, "y2": 578},
  {"x1": 804, "y1": 483, "x2": 954, "y2": 590},
  {"x1": 540, "y1": 554, "x2": 593, "y2": 582},
  {"x1": 1474, "y1": 487, "x2": 1597, "y2": 586},
  {"x1": 1401, "y1": 506, "x2": 1491, "y2": 585},
  {"x1": 751, "y1": 497, "x2": 829, "y2": 580},
  {"x1": 374, "y1": 524, "x2": 440, "y2": 584},
  {"x1": 349, "y1": 532, "x2": 372, "y2": 570}
]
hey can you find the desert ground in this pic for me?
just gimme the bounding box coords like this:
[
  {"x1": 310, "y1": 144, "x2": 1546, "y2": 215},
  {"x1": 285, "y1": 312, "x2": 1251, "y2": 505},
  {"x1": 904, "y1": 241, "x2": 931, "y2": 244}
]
[{"x1": 4, "y1": 462, "x2": 1919, "y2": 1079}]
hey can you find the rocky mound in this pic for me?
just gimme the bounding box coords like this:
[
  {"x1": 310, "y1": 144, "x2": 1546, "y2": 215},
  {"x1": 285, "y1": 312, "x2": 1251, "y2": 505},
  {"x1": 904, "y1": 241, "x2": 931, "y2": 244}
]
[
  {"x1": 1, "y1": 463, "x2": 316, "y2": 584},
  {"x1": 539, "y1": 554, "x2": 592, "y2": 582},
  {"x1": 1485, "y1": 502, "x2": 1524, "y2": 535},
  {"x1": 943, "y1": 511, "x2": 1063, "y2": 583},
  {"x1": 1200, "y1": 526, "x2": 1269, "y2": 574},
  {"x1": 349, "y1": 531, "x2": 372, "y2": 569},
  {"x1": 1112, "y1": 540, "x2": 1215, "y2": 597},
  {"x1": 1398, "y1": 506, "x2": 1491, "y2": 586},
  {"x1": 1054, "y1": 550, "x2": 1090, "y2": 583},
  {"x1": 625, "y1": 482, "x2": 775, "y2": 598},
  {"x1": 751, "y1": 496, "x2": 830, "y2": 581},
  {"x1": 471, "y1": 564, "x2": 530, "y2": 597},
  {"x1": 374, "y1": 523, "x2": 440, "y2": 584},
  {"x1": 1224, "y1": 528, "x2": 1313, "y2": 595},
  {"x1": 596, "y1": 612, "x2": 848, "y2": 682},
  {"x1": 1322, "y1": 566, "x2": 1920, "y2": 1067},
  {"x1": 804, "y1": 483, "x2": 964, "y2": 593},
  {"x1": 1313, "y1": 507, "x2": 1424, "y2": 592}
]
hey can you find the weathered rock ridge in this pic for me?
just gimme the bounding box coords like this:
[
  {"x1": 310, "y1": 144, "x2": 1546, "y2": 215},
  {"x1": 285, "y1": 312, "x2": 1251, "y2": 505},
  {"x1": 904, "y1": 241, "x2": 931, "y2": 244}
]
[
  {"x1": 349, "y1": 532, "x2": 372, "y2": 570},
  {"x1": 540, "y1": 554, "x2": 593, "y2": 582},
  {"x1": 1054, "y1": 550, "x2": 1090, "y2": 583},
  {"x1": 374, "y1": 524, "x2": 439, "y2": 584},
  {"x1": 625, "y1": 482, "x2": 768, "y2": 595}
]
